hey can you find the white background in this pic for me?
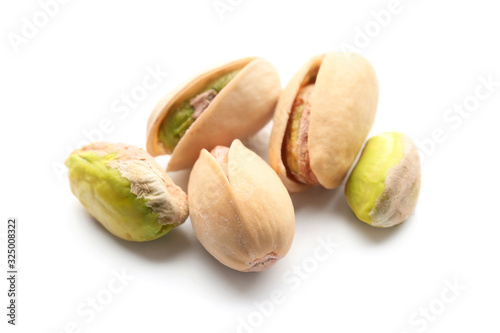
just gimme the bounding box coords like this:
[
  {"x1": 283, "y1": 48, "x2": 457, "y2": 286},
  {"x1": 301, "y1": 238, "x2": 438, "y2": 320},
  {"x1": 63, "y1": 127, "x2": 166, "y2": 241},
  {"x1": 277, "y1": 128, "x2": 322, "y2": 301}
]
[{"x1": 1, "y1": 0, "x2": 499, "y2": 332}]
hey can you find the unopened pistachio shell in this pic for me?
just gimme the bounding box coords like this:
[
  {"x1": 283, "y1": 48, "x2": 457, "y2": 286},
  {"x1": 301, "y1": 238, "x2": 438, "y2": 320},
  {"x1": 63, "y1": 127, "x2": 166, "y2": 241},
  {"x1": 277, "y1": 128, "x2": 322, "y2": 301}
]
[
  {"x1": 66, "y1": 142, "x2": 188, "y2": 241},
  {"x1": 188, "y1": 139, "x2": 295, "y2": 272},
  {"x1": 269, "y1": 52, "x2": 379, "y2": 192},
  {"x1": 345, "y1": 132, "x2": 421, "y2": 227},
  {"x1": 147, "y1": 57, "x2": 281, "y2": 171}
]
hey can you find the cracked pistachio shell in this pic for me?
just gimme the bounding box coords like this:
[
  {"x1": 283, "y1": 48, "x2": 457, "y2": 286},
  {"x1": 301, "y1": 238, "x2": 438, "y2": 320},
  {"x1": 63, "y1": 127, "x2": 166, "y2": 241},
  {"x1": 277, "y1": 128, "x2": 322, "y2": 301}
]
[
  {"x1": 269, "y1": 52, "x2": 379, "y2": 192},
  {"x1": 146, "y1": 57, "x2": 281, "y2": 171},
  {"x1": 188, "y1": 140, "x2": 295, "y2": 272},
  {"x1": 66, "y1": 142, "x2": 188, "y2": 241},
  {"x1": 345, "y1": 132, "x2": 421, "y2": 227}
]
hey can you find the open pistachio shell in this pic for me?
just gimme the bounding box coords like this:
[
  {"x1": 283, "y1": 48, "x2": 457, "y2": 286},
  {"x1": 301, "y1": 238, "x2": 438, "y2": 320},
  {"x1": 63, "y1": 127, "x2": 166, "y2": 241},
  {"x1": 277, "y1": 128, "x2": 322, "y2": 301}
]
[
  {"x1": 345, "y1": 132, "x2": 421, "y2": 227},
  {"x1": 269, "y1": 52, "x2": 379, "y2": 192},
  {"x1": 147, "y1": 57, "x2": 281, "y2": 171},
  {"x1": 188, "y1": 139, "x2": 295, "y2": 272},
  {"x1": 66, "y1": 142, "x2": 188, "y2": 241}
]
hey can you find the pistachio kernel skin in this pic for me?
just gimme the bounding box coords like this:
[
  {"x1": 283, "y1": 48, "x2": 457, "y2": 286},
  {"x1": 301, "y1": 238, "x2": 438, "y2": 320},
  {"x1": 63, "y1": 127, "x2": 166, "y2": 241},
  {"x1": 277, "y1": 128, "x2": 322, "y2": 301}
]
[
  {"x1": 345, "y1": 132, "x2": 421, "y2": 228},
  {"x1": 66, "y1": 142, "x2": 188, "y2": 241}
]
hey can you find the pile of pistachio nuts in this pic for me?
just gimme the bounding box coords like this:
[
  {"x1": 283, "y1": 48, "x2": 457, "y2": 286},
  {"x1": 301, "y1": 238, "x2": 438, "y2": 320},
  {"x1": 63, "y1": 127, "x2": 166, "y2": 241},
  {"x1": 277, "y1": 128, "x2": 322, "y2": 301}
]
[{"x1": 66, "y1": 52, "x2": 421, "y2": 272}]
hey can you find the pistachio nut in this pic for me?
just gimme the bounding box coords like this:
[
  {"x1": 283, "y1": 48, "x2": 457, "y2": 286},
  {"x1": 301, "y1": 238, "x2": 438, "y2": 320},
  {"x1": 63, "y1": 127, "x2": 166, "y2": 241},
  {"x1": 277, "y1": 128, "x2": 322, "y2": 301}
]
[
  {"x1": 188, "y1": 139, "x2": 295, "y2": 272},
  {"x1": 345, "y1": 132, "x2": 421, "y2": 227},
  {"x1": 269, "y1": 52, "x2": 379, "y2": 192},
  {"x1": 66, "y1": 142, "x2": 188, "y2": 241},
  {"x1": 147, "y1": 57, "x2": 281, "y2": 171}
]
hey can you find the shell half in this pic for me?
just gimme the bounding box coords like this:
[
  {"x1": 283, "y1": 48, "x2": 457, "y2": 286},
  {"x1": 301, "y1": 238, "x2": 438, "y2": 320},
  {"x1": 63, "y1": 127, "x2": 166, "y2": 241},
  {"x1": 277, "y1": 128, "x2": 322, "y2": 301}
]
[
  {"x1": 269, "y1": 52, "x2": 379, "y2": 192},
  {"x1": 188, "y1": 140, "x2": 295, "y2": 272},
  {"x1": 147, "y1": 58, "x2": 281, "y2": 171}
]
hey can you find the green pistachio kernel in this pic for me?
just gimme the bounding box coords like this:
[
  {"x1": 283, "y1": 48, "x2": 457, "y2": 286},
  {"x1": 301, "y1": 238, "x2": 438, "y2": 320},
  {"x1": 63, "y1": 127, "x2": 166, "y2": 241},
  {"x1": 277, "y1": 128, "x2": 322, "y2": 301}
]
[
  {"x1": 158, "y1": 103, "x2": 195, "y2": 154},
  {"x1": 66, "y1": 143, "x2": 188, "y2": 241},
  {"x1": 157, "y1": 69, "x2": 241, "y2": 152},
  {"x1": 345, "y1": 132, "x2": 421, "y2": 227}
]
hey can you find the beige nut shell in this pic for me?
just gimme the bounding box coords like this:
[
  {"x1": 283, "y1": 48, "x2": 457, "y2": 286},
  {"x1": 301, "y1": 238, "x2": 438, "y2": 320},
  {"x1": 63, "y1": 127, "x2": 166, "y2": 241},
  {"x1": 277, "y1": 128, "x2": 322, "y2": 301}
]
[
  {"x1": 269, "y1": 52, "x2": 379, "y2": 192},
  {"x1": 147, "y1": 57, "x2": 281, "y2": 171},
  {"x1": 188, "y1": 140, "x2": 295, "y2": 272}
]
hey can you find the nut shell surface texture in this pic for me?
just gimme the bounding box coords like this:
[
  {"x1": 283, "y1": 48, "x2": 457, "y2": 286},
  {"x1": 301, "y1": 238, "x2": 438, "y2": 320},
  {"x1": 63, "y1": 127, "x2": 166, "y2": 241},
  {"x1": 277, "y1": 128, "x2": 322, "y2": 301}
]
[
  {"x1": 188, "y1": 139, "x2": 295, "y2": 272},
  {"x1": 147, "y1": 57, "x2": 281, "y2": 171},
  {"x1": 269, "y1": 52, "x2": 379, "y2": 192}
]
